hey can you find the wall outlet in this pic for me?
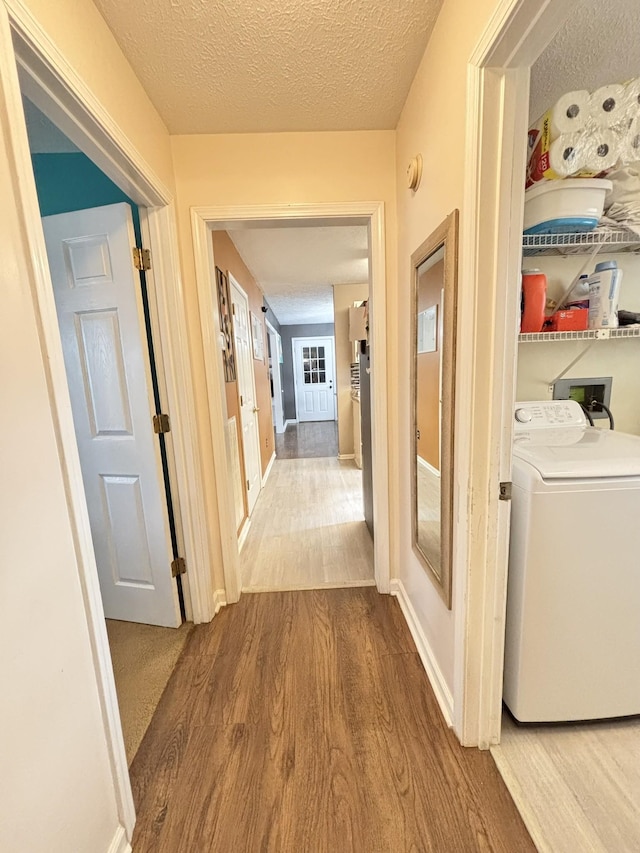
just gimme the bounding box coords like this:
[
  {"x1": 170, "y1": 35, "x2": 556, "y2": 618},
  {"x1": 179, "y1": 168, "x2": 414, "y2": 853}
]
[{"x1": 553, "y1": 376, "x2": 612, "y2": 419}]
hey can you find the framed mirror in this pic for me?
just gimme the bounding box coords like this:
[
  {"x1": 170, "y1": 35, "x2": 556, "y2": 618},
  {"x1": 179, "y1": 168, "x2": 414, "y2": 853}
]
[{"x1": 411, "y1": 210, "x2": 459, "y2": 609}]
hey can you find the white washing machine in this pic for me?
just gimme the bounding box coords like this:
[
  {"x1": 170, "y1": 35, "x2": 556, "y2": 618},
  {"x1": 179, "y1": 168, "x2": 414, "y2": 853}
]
[{"x1": 504, "y1": 400, "x2": 640, "y2": 722}]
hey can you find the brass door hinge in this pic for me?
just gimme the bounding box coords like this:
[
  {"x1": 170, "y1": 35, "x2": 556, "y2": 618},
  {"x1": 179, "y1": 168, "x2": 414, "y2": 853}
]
[
  {"x1": 133, "y1": 247, "x2": 151, "y2": 271},
  {"x1": 171, "y1": 557, "x2": 186, "y2": 577},
  {"x1": 499, "y1": 481, "x2": 513, "y2": 501},
  {"x1": 246, "y1": 479, "x2": 250, "y2": 490},
  {"x1": 153, "y1": 413, "x2": 171, "y2": 434}
]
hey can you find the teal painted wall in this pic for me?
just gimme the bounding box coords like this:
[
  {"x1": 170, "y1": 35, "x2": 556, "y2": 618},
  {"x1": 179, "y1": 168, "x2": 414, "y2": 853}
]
[{"x1": 31, "y1": 152, "x2": 141, "y2": 243}]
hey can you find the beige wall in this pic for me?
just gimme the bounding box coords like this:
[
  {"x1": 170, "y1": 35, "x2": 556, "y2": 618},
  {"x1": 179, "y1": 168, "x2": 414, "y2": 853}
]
[
  {"x1": 20, "y1": 0, "x2": 175, "y2": 191},
  {"x1": 517, "y1": 253, "x2": 640, "y2": 435},
  {"x1": 394, "y1": 0, "x2": 503, "y2": 696},
  {"x1": 333, "y1": 282, "x2": 369, "y2": 456},
  {"x1": 212, "y1": 230, "x2": 275, "y2": 483},
  {"x1": 171, "y1": 130, "x2": 396, "y2": 587}
]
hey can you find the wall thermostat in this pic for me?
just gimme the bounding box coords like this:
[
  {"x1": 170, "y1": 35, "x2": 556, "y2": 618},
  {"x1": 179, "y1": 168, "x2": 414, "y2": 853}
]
[{"x1": 407, "y1": 154, "x2": 423, "y2": 191}]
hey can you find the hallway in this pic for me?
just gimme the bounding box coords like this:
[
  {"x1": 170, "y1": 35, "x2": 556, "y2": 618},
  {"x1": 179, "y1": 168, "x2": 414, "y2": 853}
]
[
  {"x1": 129, "y1": 588, "x2": 534, "y2": 852},
  {"x1": 240, "y1": 455, "x2": 373, "y2": 591},
  {"x1": 274, "y1": 421, "x2": 339, "y2": 459}
]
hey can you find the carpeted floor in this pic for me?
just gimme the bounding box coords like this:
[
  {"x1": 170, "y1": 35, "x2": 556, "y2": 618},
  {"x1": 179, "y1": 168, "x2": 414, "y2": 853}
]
[{"x1": 106, "y1": 619, "x2": 193, "y2": 764}]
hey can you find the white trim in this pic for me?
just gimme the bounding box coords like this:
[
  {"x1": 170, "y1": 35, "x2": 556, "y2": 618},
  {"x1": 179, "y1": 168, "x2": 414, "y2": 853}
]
[
  {"x1": 213, "y1": 588, "x2": 227, "y2": 615},
  {"x1": 265, "y1": 320, "x2": 285, "y2": 434},
  {"x1": 262, "y1": 451, "x2": 276, "y2": 487},
  {"x1": 244, "y1": 579, "x2": 377, "y2": 593},
  {"x1": 417, "y1": 455, "x2": 440, "y2": 479},
  {"x1": 140, "y1": 204, "x2": 214, "y2": 625},
  {"x1": 107, "y1": 826, "x2": 132, "y2": 853},
  {"x1": 390, "y1": 579, "x2": 454, "y2": 726},
  {"x1": 191, "y1": 208, "x2": 241, "y2": 605},
  {"x1": 338, "y1": 453, "x2": 355, "y2": 461},
  {"x1": 228, "y1": 272, "x2": 263, "y2": 518},
  {"x1": 190, "y1": 203, "x2": 390, "y2": 600},
  {"x1": 284, "y1": 419, "x2": 298, "y2": 430},
  {"x1": 238, "y1": 517, "x2": 251, "y2": 552},
  {"x1": 455, "y1": 0, "x2": 582, "y2": 748}
]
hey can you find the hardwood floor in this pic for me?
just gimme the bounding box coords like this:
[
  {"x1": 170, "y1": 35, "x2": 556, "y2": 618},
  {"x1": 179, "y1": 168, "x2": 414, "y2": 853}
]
[
  {"x1": 275, "y1": 421, "x2": 338, "y2": 459},
  {"x1": 241, "y1": 456, "x2": 374, "y2": 591},
  {"x1": 492, "y1": 710, "x2": 640, "y2": 852},
  {"x1": 130, "y1": 588, "x2": 534, "y2": 852}
]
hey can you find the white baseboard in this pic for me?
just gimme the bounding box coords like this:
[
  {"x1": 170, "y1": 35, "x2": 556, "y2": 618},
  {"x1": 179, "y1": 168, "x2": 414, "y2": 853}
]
[
  {"x1": 390, "y1": 578, "x2": 454, "y2": 726},
  {"x1": 337, "y1": 453, "x2": 355, "y2": 460},
  {"x1": 262, "y1": 451, "x2": 276, "y2": 487},
  {"x1": 213, "y1": 588, "x2": 227, "y2": 615},
  {"x1": 243, "y1": 579, "x2": 376, "y2": 593},
  {"x1": 284, "y1": 419, "x2": 298, "y2": 430},
  {"x1": 238, "y1": 517, "x2": 251, "y2": 552},
  {"x1": 108, "y1": 827, "x2": 131, "y2": 853},
  {"x1": 417, "y1": 455, "x2": 441, "y2": 478}
]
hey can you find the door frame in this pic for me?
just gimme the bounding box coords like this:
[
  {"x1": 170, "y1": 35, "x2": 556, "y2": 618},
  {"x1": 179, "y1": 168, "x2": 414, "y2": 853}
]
[
  {"x1": 291, "y1": 335, "x2": 337, "y2": 423},
  {"x1": 191, "y1": 203, "x2": 390, "y2": 595},
  {"x1": 456, "y1": 0, "x2": 581, "y2": 747},
  {"x1": 2, "y1": 0, "x2": 217, "y2": 837},
  {"x1": 265, "y1": 319, "x2": 285, "y2": 434},
  {"x1": 228, "y1": 271, "x2": 263, "y2": 516}
]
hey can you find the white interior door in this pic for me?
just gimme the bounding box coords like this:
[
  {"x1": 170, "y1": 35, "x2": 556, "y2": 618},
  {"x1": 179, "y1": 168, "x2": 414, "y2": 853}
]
[
  {"x1": 42, "y1": 202, "x2": 180, "y2": 627},
  {"x1": 293, "y1": 337, "x2": 336, "y2": 422},
  {"x1": 229, "y1": 275, "x2": 262, "y2": 515},
  {"x1": 266, "y1": 321, "x2": 285, "y2": 434}
]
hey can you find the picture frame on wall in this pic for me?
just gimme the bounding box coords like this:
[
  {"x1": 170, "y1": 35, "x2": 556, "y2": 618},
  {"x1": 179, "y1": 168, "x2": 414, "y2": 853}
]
[
  {"x1": 250, "y1": 311, "x2": 264, "y2": 361},
  {"x1": 215, "y1": 266, "x2": 236, "y2": 382}
]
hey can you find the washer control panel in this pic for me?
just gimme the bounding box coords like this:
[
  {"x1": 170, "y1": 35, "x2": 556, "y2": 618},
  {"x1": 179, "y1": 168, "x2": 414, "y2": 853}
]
[{"x1": 513, "y1": 400, "x2": 587, "y2": 431}]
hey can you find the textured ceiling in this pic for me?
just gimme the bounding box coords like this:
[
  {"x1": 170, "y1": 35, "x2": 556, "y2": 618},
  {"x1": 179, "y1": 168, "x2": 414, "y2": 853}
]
[
  {"x1": 530, "y1": 0, "x2": 640, "y2": 121},
  {"x1": 227, "y1": 224, "x2": 369, "y2": 325},
  {"x1": 92, "y1": 0, "x2": 443, "y2": 134}
]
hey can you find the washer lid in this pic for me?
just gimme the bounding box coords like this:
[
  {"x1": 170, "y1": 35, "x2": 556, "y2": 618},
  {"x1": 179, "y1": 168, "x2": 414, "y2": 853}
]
[{"x1": 514, "y1": 428, "x2": 640, "y2": 478}]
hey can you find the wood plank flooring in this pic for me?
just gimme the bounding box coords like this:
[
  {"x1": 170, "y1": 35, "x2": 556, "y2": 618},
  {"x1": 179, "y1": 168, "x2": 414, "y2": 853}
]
[
  {"x1": 241, "y1": 457, "x2": 374, "y2": 591},
  {"x1": 275, "y1": 421, "x2": 338, "y2": 459},
  {"x1": 130, "y1": 588, "x2": 534, "y2": 853},
  {"x1": 491, "y1": 710, "x2": 640, "y2": 852}
]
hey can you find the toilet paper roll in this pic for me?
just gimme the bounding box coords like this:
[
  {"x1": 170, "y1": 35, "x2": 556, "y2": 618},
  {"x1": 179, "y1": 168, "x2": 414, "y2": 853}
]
[
  {"x1": 547, "y1": 133, "x2": 585, "y2": 177},
  {"x1": 589, "y1": 84, "x2": 627, "y2": 127},
  {"x1": 582, "y1": 128, "x2": 622, "y2": 173},
  {"x1": 527, "y1": 93, "x2": 590, "y2": 186},
  {"x1": 547, "y1": 90, "x2": 590, "y2": 136},
  {"x1": 620, "y1": 113, "x2": 640, "y2": 164}
]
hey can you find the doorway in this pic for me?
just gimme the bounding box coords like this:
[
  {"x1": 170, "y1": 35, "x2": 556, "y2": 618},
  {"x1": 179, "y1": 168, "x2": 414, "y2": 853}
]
[
  {"x1": 266, "y1": 320, "x2": 285, "y2": 434},
  {"x1": 193, "y1": 208, "x2": 389, "y2": 596},
  {"x1": 4, "y1": 12, "x2": 215, "y2": 836}
]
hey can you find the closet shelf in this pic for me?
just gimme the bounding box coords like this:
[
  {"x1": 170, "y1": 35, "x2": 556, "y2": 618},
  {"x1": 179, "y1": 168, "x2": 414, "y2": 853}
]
[
  {"x1": 523, "y1": 230, "x2": 640, "y2": 256},
  {"x1": 519, "y1": 327, "x2": 640, "y2": 343}
]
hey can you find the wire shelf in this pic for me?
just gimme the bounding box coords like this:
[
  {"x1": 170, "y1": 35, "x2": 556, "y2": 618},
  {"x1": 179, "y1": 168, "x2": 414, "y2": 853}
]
[
  {"x1": 519, "y1": 327, "x2": 640, "y2": 343},
  {"x1": 523, "y1": 230, "x2": 640, "y2": 256}
]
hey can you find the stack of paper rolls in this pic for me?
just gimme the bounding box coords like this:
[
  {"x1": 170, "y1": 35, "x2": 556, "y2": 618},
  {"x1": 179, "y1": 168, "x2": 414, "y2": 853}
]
[{"x1": 527, "y1": 80, "x2": 640, "y2": 187}]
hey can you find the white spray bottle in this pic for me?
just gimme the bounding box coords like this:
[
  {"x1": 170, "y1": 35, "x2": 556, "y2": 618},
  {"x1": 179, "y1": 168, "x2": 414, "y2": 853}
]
[{"x1": 588, "y1": 260, "x2": 623, "y2": 329}]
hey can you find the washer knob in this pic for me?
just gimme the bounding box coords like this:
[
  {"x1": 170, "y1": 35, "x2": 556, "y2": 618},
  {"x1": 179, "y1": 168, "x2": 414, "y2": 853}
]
[{"x1": 515, "y1": 408, "x2": 532, "y2": 423}]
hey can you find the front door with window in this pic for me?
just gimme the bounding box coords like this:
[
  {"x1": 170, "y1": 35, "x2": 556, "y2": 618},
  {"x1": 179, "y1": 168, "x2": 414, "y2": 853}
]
[{"x1": 293, "y1": 337, "x2": 336, "y2": 422}]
